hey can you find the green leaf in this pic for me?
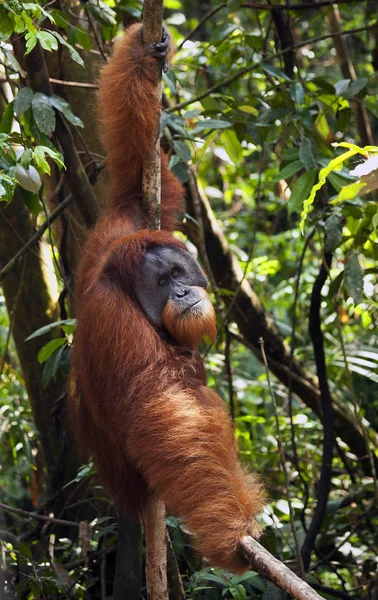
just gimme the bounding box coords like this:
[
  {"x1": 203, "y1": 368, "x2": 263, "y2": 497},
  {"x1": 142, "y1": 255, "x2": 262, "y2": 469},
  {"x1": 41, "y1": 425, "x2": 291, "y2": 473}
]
[
  {"x1": 86, "y1": 0, "x2": 116, "y2": 26},
  {"x1": 24, "y1": 31, "x2": 38, "y2": 54},
  {"x1": 0, "y1": 10, "x2": 14, "y2": 36},
  {"x1": 297, "y1": 108, "x2": 313, "y2": 130},
  {"x1": 19, "y1": 188, "x2": 43, "y2": 214},
  {"x1": 196, "y1": 130, "x2": 218, "y2": 161},
  {"x1": 343, "y1": 77, "x2": 368, "y2": 99},
  {"x1": 212, "y1": 24, "x2": 238, "y2": 44},
  {"x1": 344, "y1": 254, "x2": 363, "y2": 305},
  {"x1": 163, "y1": 70, "x2": 176, "y2": 95},
  {"x1": 336, "y1": 107, "x2": 352, "y2": 131},
  {"x1": 220, "y1": 130, "x2": 243, "y2": 164},
  {"x1": 3, "y1": 48, "x2": 25, "y2": 76},
  {"x1": 171, "y1": 161, "x2": 189, "y2": 183},
  {"x1": 274, "y1": 160, "x2": 302, "y2": 182},
  {"x1": 14, "y1": 87, "x2": 33, "y2": 117},
  {"x1": 331, "y1": 181, "x2": 366, "y2": 204},
  {"x1": 327, "y1": 171, "x2": 353, "y2": 192},
  {"x1": 328, "y1": 270, "x2": 344, "y2": 299},
  {"x1": 262, "y1": 581, "x2": 283, "y2": 600},
  {"x1": 335, "y1": 78, "x2": 350, "y2": 97},
  {"x1": 261, "y1": 63, "x2": 291, "y2": 82},
  {"x1": 172, "y1": 140, "x2": 191, "y2": 163},
  {"x1": 0, "y1": 101, "x2": 14, "y2": 134},
  {"x1": 0, "y1": 173, "x2": 16, "y2": 204},
  {"x1": 32, "y1": 93, "x2": 56, "y2": 135},
  {"x1": 315, "y1": 111, "x2": 330, "y2": 139},
  {"x1": 32, "y1": 146, "x2": 51, "y2": 175},
  {"x1": 33, "y1": 145, "x2": 65, "y2": 172},
  {"x1": 299, "y1": 138, "x2": 316, "y2": 170},
  {"x1": 49, "y1": 95, "x2": 84, "y2": 128},
  {"x1": 42, "y1": 342, "x2": 67, "y2": 388},
  {"x1": 229, "y1": 585, "x2": 247, "y2": 600},
  {"x1": 290, "y1": 82, "x2": 304, "y2": 105},
  {"x1": 51, "y1": 31, "x2": 84, "y2": 67},
  {"x1": 37, "y1": 30, "x2": 58, "y2": 52},
  {"x1": 38, "y1": 338, "x2": 66, "y2": 364},
  {"x1": 238, "y1": 105, "x2": 258, "y2": 115},
  {"x1": 168, "y1": 154, "x2": 181, "y2": 169},
  {"x1": 324, "y1": 214, "x2": 343, "y2": 252},
  {"x1": 26, "y1": 319, "x2": 76, "y2": 341},
  {"x1": 288, "y1": 169, "x2": 316, "y2": 215},
  {"x1": 20, "y1": 148, "x2": 33, "y2": 169},
  {"x1": 191, "y1": 118, "x2": 231, "y2": 134}
]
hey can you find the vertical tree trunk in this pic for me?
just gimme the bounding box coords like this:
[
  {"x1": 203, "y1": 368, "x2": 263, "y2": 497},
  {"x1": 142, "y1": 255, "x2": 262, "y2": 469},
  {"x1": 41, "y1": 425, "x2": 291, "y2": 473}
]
[{"x1": 141, "y1": 1, "x2": 168, "y2": 598}]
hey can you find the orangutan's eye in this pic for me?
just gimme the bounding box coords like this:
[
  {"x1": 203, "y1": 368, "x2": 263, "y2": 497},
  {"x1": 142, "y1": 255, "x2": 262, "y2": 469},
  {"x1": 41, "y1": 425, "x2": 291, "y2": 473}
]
[
  {"x1": 171, "y1": 268, "x2": 179, "y2": 278},
  {"x1": 158, "y1": 276, "x2": 167, "y2": 286}
]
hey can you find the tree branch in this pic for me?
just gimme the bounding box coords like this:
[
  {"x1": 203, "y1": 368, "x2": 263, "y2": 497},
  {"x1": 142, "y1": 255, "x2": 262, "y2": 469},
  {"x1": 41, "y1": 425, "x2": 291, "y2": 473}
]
[
  {"x1": 240, "y1": 537, "x2": 323, "y2": 600},
  {"x1": 49, "y1": 77, "x2": 98, "y2": 89},
  {"x1": 141, "y1": 2, "x2": 168, "y2": 599},
  {"x1": 141, "y1": 0, "x2": 164, "y2": 230}
]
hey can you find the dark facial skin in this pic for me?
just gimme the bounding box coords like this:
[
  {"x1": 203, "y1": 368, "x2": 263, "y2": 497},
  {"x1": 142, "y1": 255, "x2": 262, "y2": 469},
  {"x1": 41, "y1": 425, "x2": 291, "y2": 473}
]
[{"x1": 134, "y1": 246, "x2": 208, "y2": 328}]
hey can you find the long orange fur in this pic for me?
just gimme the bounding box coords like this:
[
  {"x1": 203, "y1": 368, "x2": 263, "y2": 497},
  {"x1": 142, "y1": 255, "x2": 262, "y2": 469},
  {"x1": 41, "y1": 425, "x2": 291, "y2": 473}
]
[{"x1": 68, "y1": 23, "x2": 264, "y2": 573}]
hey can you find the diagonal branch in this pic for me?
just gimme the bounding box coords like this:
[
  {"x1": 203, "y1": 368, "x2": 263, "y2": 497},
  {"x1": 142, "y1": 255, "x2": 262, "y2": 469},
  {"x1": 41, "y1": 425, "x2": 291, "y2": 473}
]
[{"x1": 240, "y1": 537, "x2": 323, "y2": 600}]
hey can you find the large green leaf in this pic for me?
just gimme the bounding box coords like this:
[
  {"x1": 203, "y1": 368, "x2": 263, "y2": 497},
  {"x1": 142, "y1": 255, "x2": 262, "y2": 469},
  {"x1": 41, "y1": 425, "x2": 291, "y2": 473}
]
[
  {"x1": 344, "y1": 254, "x2": 363, "y2": 305},
  {"x1": 49, "y1": 95, "x2": 84, "y2": 128},
  {"x1": 325, "y1": 213, "x2": 343, "y2": 252},
  {"x1": 288, "y1": 169, "x2": 316, "y2": 215},
  {"x1": 14, "y1": 87, "x2": 33, "y2": 117},
  {"x1": 32, "y1": 92, "x2": 55, "y2": 135},
  {"x1": 37, "y1": 338, "x2": 66, "y2": 364}
]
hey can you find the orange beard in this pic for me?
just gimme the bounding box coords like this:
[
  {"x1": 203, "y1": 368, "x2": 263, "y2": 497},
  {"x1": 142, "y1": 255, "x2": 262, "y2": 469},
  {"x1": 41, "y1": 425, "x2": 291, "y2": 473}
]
[{"x1": 162, "y1": 287, "x2": 216, "y2": 350}]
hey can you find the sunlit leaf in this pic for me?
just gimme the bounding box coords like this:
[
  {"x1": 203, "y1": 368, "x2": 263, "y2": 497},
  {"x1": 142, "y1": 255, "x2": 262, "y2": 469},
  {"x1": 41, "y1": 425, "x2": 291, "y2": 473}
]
[
  {"x1": 37, "y1": 338, "x2": 66, "y2": 364},
  {"x1": 37, "y1": 30, "x2": 58, "y2": 52},
  {"x1": 26, "y1": 319, "x2": 76, "y2": 341}
]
